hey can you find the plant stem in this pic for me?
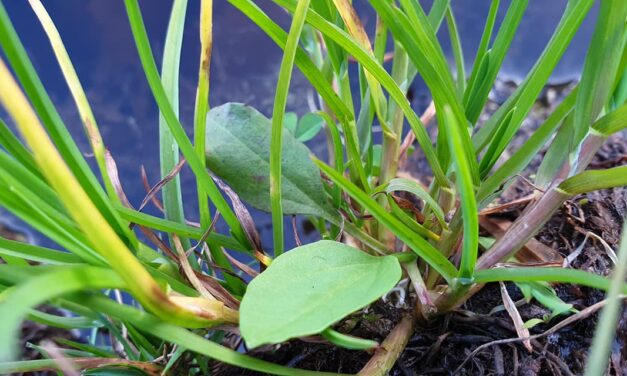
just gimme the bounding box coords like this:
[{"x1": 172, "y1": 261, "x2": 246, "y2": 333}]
[{"x1": 357, "y1": 315, "x2": 414, "y2": 376}]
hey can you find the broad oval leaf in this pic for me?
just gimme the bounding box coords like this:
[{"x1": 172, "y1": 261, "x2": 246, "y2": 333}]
[
  {"x1": 240, "y1": 240, "x2": 402, "y2": 348},
  {"x1": 205, "y1": 103, "x2": 336, "y2": 221}
]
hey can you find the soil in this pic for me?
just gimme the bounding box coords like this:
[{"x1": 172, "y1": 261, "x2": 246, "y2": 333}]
[{"x1": 215, "y1": 80, "x2": 627, "y2": 376}]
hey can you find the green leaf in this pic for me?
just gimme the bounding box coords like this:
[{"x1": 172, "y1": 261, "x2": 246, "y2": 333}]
[
  {"x1": 294, "y1": 112, "x2": 324, "y2": 142},
  {"x1": 516, "y1": 281, "x2": 575, "y2": 318},
  {"x1": 240, "y1": 240, "x2": 401, "y2": 348},
  {"x1": 283, "y1": 112, "x2": 298, "y2": 133},
  {"x1": 205, "y1": 103, "x2": 336, "y2": 221}
]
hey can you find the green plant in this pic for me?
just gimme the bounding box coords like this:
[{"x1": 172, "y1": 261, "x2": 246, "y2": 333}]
[{"x1": 0, "y1": 0, "x2": 625, "y2": 375}]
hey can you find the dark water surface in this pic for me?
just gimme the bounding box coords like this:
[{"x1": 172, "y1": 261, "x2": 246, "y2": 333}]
[{"x1": 0, "y1": 0, "x2": 597, "y2": 251}]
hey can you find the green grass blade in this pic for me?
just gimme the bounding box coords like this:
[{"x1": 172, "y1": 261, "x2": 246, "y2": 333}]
[
  {"x1": 27, "y1": 310, "x2": 100, "y2": 330},
  {"x1": 473, "y1": 0, "x2": 594, "y2": 151},
  {"x1": 474, "y1": 267, "x2": 624, "y2": 294},
  {"x1": 591, "y1": 102, "x2": 627, "y2": 136},
  {"x1": 0, "y1": 265, "x2": 125, "y2": 361},
  {"x1": 570, "y1": 0, "x2": 627, "y2": 152},
  {"x1": 0, "y1": 2, "x2": 134, "y2": 248},
  {"x1": 465, "y1": 0, "x2": 499, "y2": 106},
  {"x1": 0, "y1": 119, "x2": 40, "y2": 178},
  {"x1": 558, "y1": 165, "x2": 627, "y2": 196},
  {"x1": 0, "y1": 237, "x2": 82, "y2": 265},
  {"x1": 123, "y1": 0, "x2": 247, "y2": 245},
  {"x1": 195, "y1": 0, "x2": 213, "y2": 229},
  {"x1": 269, "y1": 0, "x2": 310, "y2": 256},
  {"x1": 444, "y1": 107, "x2": 478, "y2": 280},
  {"x1": 159, "y1": 0, "x2": 190, "y2": 249},
  {"x1": 228, "y1": 0, "x2": 352, "y2": 125},
  {"x1": 114, "y1": 206, "x2": 246, "y2": 251},
  {"x1": 73, "y1": 294, "x2": 347, "y2": 376},
  {"x1": 445, "y1": 7, "x2": 465, "y2": 95},
  {"x1": 427, "y1": 0, "x2": 451, "y2": 29},
  {"x1": 584, "y1": 221, "x2": 627, "y2": 375},
  {"x1": 314, "y1": 159, "x2": 457, "y2": 282},
  {"x1": 478, "y1": 87, "x2": 578, "y2": 204},
  {"x1": 271, "y1": 0, "x2": 448, "y2": 187},
  {"x1": 535, "y1": 112, "x2": 575, "y2": 187},
  {"x1": 376, "y1": 178, "x2": 447, "y2": 230},
  {"x1": 464, "y1": 0, "x2": 527, "y2": 124}
]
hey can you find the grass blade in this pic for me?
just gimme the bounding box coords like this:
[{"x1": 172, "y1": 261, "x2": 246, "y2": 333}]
[
  {"x1": 557, "y1": 165, "x2": 627, "y2": 195},
  {"x1": 473, "y1": 0, "x2": 594, "y2": 152},
  {"x1": 73, "y1": 294, "x2": 347, "y2": 376},
  {"x1": 195, "y1": 0, "x2": 213, "y2": 229},
  {"x1": 0, "y1": 2, "x2": 134, "y2": 247},
  {"x1": 123, "y1": 0, "x2": 247, "y2": 246},
  {"x1": 443, "y1": 107, "x2": 478, "y2": 280},
  {"x1": 464, "y1": 0, "x2": 527, "y2": 124},
  {"x1": 584, "y1": 221, "x2": 627, "y2": 375},
  {"x1": 0, "y1": 58, "x2": 233, "y2": 328},
  {"x1": 0, "y1": 265, "x2": 125, "y2": 361},
  {"x1": 445, "y1": 7, "x2": 465, "y2": 95},
  {"x1": 570, "y1": 0, "x2": 627, "y2": 152},
  {"x1": 478, "y1": 87, "x2": 578, "y2": 203},
  {"x1": 269, "y1": 0, "x2": 311, "y2": 256},
  {"x1": 474, "y1": 267, "x2": 624, "y2": 294},
  {"x1": 159, "y1": 0, "x2": 190, "y2": 249},
  {"x1": 271, "y1": 0, "x2": 448, "y2": 187},
  {"x1": 315, "y1": 159, "x2": 457, "y2": 282}
]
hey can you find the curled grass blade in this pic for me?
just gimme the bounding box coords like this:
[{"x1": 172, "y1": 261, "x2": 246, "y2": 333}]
[
  {"x1": 375, "y1": 178, "x2": 447, "y2": 230},
  {"x1": 315, "y1": 159, "x2": 457, "y2": 282}
]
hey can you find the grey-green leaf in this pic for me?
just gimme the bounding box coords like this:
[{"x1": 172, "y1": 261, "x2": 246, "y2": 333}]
[
  {"x1": 240, "y1": 240, "x2": 402, "y2": 348},
  {"x1": 205, "y1": 103, "x2": 336, "y2": 220}
]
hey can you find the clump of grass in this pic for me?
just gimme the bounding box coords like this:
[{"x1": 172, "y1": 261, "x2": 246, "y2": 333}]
[{"x1": 0, "y1": 1, "x2": 625, "y2": 375}]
